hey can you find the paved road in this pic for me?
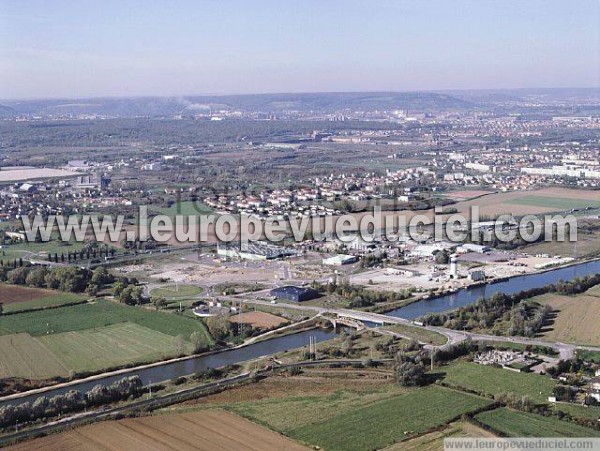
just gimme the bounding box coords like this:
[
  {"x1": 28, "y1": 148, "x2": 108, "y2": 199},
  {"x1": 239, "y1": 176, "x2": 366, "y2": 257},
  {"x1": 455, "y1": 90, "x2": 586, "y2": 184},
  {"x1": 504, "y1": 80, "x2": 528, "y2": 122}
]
[{"x1": 239, "y1": 297, "x2": 600, "y2": 356}]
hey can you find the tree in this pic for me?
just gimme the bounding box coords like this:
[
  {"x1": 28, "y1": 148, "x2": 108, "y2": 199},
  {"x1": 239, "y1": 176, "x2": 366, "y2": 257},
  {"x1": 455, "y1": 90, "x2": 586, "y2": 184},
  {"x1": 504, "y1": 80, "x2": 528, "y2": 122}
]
[
  {"x1": 118, "y1": 286, "x2": 143, "y2": 305},
  {"x1": 8, "y1": 266, "x2": 30, "y2": 285},
  {"x1": 205, "y1": 312, "x2": 231, "y2": 341},
  {"x1": 26, "y1": 267, "x2": 47, "y2": 288},
  {"x1": 152, "y1": 295, "x2": 167, "y2": 310},
  {"x1": 190, "y1": 331, "x2": 206, "y2": 353},
  {"x1": 394, "y1": 352, "x2": 425, "y2": 386},
  {"x1": 91, "y1": 267, "x2": 114, "y2": 287}
]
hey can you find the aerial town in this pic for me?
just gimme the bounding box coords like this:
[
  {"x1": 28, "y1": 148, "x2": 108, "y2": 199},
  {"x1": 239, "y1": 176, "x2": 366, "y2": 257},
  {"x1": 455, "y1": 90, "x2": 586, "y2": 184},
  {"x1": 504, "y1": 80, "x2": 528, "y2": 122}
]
[{"x1": 1, "y1": 1, "x2": 600, "y2": 449}]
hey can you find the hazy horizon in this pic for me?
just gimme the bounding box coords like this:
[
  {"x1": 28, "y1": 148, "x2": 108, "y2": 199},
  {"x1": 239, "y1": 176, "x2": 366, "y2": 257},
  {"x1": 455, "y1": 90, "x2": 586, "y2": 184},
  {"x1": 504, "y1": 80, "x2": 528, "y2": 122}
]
[
  {"x1": 1, "y1": 86, "x2": 599, "y2": 103},
  {"x1": 1, "y1": 0, "x2": 598, "y2": 99}
]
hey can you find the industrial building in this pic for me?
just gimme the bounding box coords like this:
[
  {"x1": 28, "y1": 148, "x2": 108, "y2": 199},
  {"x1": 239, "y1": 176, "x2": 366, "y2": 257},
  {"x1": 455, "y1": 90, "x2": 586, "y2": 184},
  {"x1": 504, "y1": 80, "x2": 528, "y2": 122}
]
[
  {"x1": 322, "y1": 254, "x2": 358, "y2": 266},
  {"x1": 270, "y1": 285, "x2": 320, "y2": 302},
  {"x1": 217, "y1": 242, "x2": 295, "y2": 261}
]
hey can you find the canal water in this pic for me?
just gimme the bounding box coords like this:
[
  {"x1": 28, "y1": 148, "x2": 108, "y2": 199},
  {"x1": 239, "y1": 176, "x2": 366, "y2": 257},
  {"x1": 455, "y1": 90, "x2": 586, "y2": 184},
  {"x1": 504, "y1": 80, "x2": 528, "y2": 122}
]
[
  {"x1": 0, "y1": 328, "x2": 336, "y2": 407},
  {"x1": 385, "y1": 259, "x2": 600, "y2": 320}
]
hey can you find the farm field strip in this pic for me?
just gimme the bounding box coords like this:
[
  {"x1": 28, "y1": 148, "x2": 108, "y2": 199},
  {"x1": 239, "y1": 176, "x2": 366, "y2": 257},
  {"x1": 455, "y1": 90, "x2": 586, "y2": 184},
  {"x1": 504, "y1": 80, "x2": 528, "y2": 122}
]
[
  {"x1": 0, "y1": 333, "x2": 69, "y2": 379},
  {"x1": 0, "y1": 301, "x2": 212, "y2": 344},
  {"x1": 287, "y1": 386, "x2": 491, "y2": 451},
  {"x1": 505, "y1": 195, "x2": 600, "y2": 210},
  {"x1": 0, "y1": 283, "x2": 86, "y2": 313},
  {"x1": 441, "y1": 362, "x2": 556, "y2": 403},
  {"x1": 5, "y1": 410, "x2": 308, "y2": 451},
  {"x1": 475, "y1": 408, "x2": 600, "y2": 437},
  {"x1": 536, "y1": 292, "x2": 600, "y2": 346},
  {"x1": 39, "y1": 323, "x2": 190, "y2": 374}
]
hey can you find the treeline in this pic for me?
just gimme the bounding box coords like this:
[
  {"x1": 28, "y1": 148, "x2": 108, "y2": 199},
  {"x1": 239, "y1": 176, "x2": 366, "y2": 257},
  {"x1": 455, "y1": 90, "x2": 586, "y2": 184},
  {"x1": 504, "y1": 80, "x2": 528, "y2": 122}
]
[
  {"x1": 311, "y1": 280, "x2": 412, "y2": 308},
  {"x1": 0, "y1": 265, "x2": 115, "y2": 296},
  {"x1": 0, "y1": 375, "x2": 142, "y2": 428},
  {"x1": 420, "y1": 274, "x2": 600, "y2": 336}
]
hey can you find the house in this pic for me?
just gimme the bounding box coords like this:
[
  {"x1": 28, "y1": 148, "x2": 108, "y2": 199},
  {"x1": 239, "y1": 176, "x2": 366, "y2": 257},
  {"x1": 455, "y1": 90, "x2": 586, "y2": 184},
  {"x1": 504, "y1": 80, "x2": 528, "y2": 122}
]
[{"x1": 589, "y1": 377, "x2": 600, "y2": 402}]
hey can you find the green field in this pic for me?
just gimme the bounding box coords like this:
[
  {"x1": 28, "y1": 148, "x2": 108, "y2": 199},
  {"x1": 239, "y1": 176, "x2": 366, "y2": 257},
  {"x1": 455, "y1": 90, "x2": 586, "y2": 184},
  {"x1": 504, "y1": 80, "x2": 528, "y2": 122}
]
[
  {"x1": 0, "y1": 301, "x2": 213, "y2": 379},
  {"x1": 40, "y1": 323, "x2": 192, "y2": 373},
  {"x1": 231, "y1": 385, "x2": 490, "y2": 451},
  {"x1": 0, "y1": 333, "x2": 70, "y2": 379},
  {"x1": 148, "y1": 200, "x2": 212, "y2": 217},
  {"x1": 442, "y1": 362, "x2": 556, "y2": 403},
  {"x1": 151, "y1": 284, "x2": 203, "y2": 300},
  {"x1": 555, "y1": 402, "x2": 600, "y2": 421},
  {"x1": 3, "y1": 292, "x2": 86, "y2": 313},
  {"x1": 505, "y1": 195, "x2": 600, "y2": 211},
  {"x1": 0, "y1": 301, "x2": 212, "y2": 343},
  {"x1": 289, "y1": 387, "x2": 491, "y2": 451},
  {"x1": 476, "y1": 408, "x2": 600, "y2": 437},
  {"x1": 577, "y1": 350, "x2": 600, "y2": 363}
]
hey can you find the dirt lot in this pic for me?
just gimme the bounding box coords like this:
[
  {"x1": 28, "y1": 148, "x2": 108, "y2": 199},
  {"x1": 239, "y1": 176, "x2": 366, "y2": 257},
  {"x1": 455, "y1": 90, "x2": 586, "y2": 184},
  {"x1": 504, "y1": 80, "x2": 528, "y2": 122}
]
[
  {"x1": 6, "y1": 410, "x2": 307, "y2": 451},
  {"x1": 537, "y1": 291, "x2": 600, "y2": 346},
  {"x1": 0, "y1": 284, "x2": 59, "y2": 304},
  {"x1": 229, "y1": 311, "x2": 288, "y2": 328}
]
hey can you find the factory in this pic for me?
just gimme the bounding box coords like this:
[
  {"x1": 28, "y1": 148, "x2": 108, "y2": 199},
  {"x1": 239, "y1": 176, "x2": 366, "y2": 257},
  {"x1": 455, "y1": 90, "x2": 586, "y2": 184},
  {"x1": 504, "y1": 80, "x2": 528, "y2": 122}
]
[{"x1": 270, "y1": 285, "x2": 320, "y2": 302}]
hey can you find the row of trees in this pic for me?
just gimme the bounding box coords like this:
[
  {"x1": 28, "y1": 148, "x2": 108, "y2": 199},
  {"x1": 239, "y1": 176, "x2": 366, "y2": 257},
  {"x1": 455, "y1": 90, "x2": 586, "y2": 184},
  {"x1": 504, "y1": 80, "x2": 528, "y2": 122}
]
[
  {"x1": 0, "y1": 375, "x2": 142, "y2": 428},
  {"x1": 0, "y1": 265, "x2": 116, "y2": 296},
  {"x1": 45, "y1": 247, "x2": 116, "y2": 263}
]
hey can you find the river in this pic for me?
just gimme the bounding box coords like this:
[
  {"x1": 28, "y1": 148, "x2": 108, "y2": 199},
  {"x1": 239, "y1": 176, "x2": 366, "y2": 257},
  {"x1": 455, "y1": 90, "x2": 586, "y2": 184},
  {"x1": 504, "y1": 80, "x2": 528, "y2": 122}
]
[{"x1": 385, "y1": 259, "x2": 600, "y2": 320}]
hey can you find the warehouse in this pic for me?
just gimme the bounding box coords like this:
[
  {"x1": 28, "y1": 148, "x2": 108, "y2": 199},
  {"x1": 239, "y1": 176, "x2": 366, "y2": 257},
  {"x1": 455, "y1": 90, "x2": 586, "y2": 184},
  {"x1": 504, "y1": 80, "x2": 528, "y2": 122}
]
[{"x1": 270, "y1": 285, "x2": 320, "y2": 302}]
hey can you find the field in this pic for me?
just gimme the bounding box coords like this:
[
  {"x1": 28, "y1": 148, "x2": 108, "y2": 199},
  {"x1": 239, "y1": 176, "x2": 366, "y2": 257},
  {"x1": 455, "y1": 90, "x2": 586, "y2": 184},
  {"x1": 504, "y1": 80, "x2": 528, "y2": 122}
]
[
  {"x1": 286, "y1": 386, "x2": 491, "y2": 451},
  {"x1": 0, "y1": 333, "x2": 69, "y2": 379},
  {"x1": 0, "y1": 168, "x2": 79, "y2": 182},
  {"x1": 0, "y1": 301, "x2": 211, "y2": 340},
  {"x1": 229, "y1": 311, "x2": 288, "y2": 328},
  {"x1": 0, "y1": 301, "x2": 213, "y2": 379},
  {"x1": 150, "y1": 283, "x2": 203, "y2": 300},
  {"x1": 451, "y1": 188, "x2": 600, "y2": 217},
  {"x1": 475, "y1": 408, "x2": 600, "y2": 437},
  {"x1": 441, "y1": 362, "x2": 556, "y2": 403},
  {"x1": 535, "y1": 290, "x2": 600, "y2": 346},
  {"x1": 382, "y1": 324, "x2": 448, "y2": 346},
  {"x1": 577, "y1": 350, "x2": 600, "y2": 363},
  {"x1": 0, "y1": 284, "x2": 86, "y2": 313},
  {"x1": 39, "y1": 323, "x2": 192, "y2": 373},
  {"x1": 521, "y1": 234, "x2": 600, "y2": 258},
  {"x1": 384, "y1": 421, "x2": 496, "y2": 451},
  {"x1": 504, "y1": 195, "x2": 600, "y2": 211},
  {"x1": 6, "y1": 410, "x2": 307, "y2": 451},
  {"x1": 216, "y1": 376, "x2": 490, "y2": 451}
]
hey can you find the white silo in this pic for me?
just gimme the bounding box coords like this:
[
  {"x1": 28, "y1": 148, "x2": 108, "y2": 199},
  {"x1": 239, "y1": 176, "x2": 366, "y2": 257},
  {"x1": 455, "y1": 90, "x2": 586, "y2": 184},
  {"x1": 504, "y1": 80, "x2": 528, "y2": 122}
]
[{"x1": 449, "y1": 254, "x2": 458, "y2": 278}]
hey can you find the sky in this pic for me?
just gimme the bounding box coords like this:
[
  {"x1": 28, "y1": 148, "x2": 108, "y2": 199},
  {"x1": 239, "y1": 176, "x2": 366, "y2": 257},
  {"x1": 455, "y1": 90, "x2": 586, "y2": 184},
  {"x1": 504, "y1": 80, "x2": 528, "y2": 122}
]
[{"x1": 0, "y1": 0, "x2": 598, "y2": 99}]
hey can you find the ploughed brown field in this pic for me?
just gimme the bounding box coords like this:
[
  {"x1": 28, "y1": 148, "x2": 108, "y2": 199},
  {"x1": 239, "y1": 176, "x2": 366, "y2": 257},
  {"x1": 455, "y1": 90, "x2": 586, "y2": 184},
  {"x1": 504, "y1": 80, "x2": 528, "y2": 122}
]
[
  {"x1": 0, "y1": 284, "x2": 58, "y2": 304},
  {"x1": 229, "y1": 311, "x2": 288, "y2": 328},
  {"x1": 6, "y1": 410, "x2": 308, "y2": 451}
]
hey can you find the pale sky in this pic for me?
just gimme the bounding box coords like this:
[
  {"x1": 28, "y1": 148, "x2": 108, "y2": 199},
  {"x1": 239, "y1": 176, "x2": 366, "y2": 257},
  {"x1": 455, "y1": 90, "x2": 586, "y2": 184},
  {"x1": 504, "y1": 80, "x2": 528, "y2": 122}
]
[{"x1": 1, "y1": 0, "x2": 598, "y2": 99}]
